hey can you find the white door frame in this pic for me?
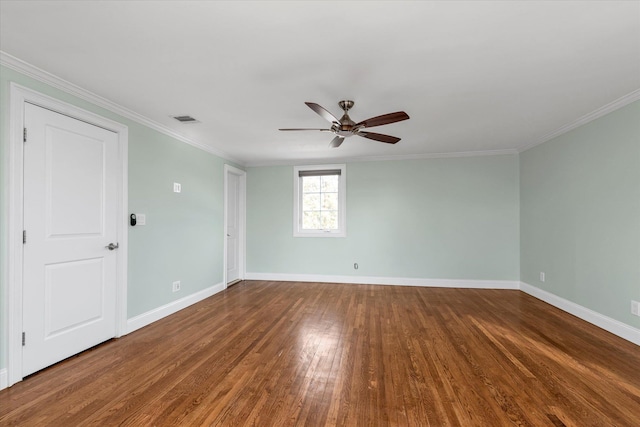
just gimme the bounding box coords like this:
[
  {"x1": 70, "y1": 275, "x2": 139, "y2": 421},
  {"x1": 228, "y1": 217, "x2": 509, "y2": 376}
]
[
  {"x1": 223, "y1": 164, "x2": 246, "y2": 287},
  {"x1": 5, "y1": 83, "x2": 128, "y2": 387}
]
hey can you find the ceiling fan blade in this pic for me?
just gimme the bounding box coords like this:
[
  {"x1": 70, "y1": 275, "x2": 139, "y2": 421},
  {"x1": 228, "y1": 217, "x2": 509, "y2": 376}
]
[
  {"x1": 305, "y1": 102, "x2": 340, "y2": 124},
  {"x1": 355, "y1": 111, "x2": 410, "y2": 128},
  {"x1": 279, "y1": 128, "x2": 332, "y2": 131},
  {"x1": 357, "y1": 131, "x2": 401, "y2": 144},
  {"x1": 329, "y1": 136, "x2": 344, "y2": 148}
]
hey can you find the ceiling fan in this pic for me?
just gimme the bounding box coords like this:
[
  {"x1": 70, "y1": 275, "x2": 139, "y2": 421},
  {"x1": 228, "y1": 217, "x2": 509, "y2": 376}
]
[{"x1": 279, "y1": 100, "x2": 410, "y2": 148}]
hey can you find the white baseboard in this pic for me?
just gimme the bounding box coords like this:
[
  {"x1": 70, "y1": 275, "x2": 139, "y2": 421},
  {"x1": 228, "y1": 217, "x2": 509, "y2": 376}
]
[
  {"x1": 126, "y1": 282, "x2": 225, "y2": 334},
  {"x1": 245, "y1": 272, "x2": 520, "y2": 289},
  {"x1": 0, "y1": 368, "x2": 7, "y2": 391},
  {"x1": 520, "y1": 282, "x2": 640, "y2": 346}
]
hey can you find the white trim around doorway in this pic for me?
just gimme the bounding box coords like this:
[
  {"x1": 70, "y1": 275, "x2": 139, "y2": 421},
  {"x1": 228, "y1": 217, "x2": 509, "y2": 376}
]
[
  {"x1": 223, "y1": 164, "x2": 246, "y2": 287},
  {"x1": 4, "y1": 83, "x2": 129, "y2": 388}
]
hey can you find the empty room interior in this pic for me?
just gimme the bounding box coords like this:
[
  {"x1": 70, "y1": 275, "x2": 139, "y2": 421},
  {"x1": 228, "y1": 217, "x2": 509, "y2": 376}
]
[{"x1": 1, "y1": 1, "x2": 639, "y2": 426}]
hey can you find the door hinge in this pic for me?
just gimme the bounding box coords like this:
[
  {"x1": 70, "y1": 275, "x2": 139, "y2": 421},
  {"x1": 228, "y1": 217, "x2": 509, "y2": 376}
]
[
  {"x1": 22, "y1": 332, "x2": 26, "y2": 346},
  {"x1": 23, "y1": 127, "x2": 27, "y2": 143},
  {"x1": 23, "y1": 230, "x2": 26, "y2": 244}
]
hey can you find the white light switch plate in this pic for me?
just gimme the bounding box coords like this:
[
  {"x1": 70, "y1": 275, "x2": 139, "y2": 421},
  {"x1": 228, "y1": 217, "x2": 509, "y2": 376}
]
[
  {"x1": 173, "y1": 182, "x2": 181, "y2": 193},
  {"x1": 137, "y1": 214, "x2": 146, "y2": 225}
]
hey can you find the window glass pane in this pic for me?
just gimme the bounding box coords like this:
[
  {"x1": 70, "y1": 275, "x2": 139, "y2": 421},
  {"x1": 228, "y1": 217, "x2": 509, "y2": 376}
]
[
  {"x1": 302, "y1": 176, "x2": 320, "y2": 193},
  {"x1": 321, "y1": 193, "x2": 338, "y2": 210},
  {"x1": 302, "y1": 211, "x2": 321, "y2": 229},
  {"x1": 295, "y1": 165, "x2": 345, "y2": 236},
  {"x1": 303, "y1": 193, "x2": 321, "y2": 211},
  {"x1": 321, "y1": 175, "x2": 339, "y2": 192},
  {"x1": 321, "y1": 210, "x2": 338, "y2": 229}
]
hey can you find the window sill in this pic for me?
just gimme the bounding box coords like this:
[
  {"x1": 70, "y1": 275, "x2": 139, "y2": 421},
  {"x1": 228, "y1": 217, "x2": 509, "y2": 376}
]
[{"x1": 294, "y1": 230, "x2": 346, "y2": 238}]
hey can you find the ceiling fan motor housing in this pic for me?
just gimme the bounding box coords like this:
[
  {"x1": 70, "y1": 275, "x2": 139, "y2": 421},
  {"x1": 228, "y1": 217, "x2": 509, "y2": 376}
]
[{"x1": 333, "y1": 100, "x2": 356, "y2": 136}]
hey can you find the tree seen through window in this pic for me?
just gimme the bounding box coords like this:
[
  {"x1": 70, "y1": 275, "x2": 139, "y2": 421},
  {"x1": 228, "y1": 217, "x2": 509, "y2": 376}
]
[{"x1": 301, "y1": 175, "x2": 339, "y2": 230}]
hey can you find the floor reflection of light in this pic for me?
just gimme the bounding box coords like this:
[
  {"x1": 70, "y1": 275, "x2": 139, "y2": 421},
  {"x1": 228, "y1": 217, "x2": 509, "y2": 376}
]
[{"x1": 294, "y1": 318, "x2": 343, "y2": 393}]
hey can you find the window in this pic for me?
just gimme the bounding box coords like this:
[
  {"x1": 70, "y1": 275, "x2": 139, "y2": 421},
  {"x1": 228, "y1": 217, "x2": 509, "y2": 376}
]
[{"x1": 293, "y1": 164, "x2": 346, "y2": 237}]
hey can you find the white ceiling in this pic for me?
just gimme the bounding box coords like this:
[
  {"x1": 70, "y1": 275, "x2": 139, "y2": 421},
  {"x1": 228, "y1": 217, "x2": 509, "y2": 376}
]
[{"x1": 1, "y1": 1, "x2": 639, "y2": 166}]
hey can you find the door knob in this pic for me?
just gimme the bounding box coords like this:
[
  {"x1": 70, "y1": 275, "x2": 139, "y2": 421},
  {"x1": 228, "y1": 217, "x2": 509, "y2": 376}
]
[{"x1": 105, "y1": 243, "x2": 119, "y2": 250}]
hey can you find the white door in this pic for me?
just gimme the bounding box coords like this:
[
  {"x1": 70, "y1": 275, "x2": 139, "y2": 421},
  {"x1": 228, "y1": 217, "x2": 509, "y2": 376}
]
[
  {"x1": 226, "y1": 171, "x2": 241, "y2": 284},
  {"x1": 22, "y1": 103, "x2": 119, "y2": 376}
]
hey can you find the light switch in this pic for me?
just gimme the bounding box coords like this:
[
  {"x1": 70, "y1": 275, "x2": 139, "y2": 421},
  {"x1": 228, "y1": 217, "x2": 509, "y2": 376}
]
[
  {"x1": 137, "y1": 214, "x2": 146, "y2": 225},
  {"x1": 173, "y1": 182, "x2": 181, "y2": 193}
]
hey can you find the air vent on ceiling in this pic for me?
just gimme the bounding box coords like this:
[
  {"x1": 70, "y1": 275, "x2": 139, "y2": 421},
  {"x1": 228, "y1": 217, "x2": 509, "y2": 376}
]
[{"x1": 172, "y1": 115, "x2": 199, "y2": 124}]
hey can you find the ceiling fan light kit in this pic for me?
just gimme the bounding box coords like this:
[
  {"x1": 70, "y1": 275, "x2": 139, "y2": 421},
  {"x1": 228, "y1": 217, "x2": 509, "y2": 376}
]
[{"x1": 280, "y1": 100, "x2": 410, "y2": 148}]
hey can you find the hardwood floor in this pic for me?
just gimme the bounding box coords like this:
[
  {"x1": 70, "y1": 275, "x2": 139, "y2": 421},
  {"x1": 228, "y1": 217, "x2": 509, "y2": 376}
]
[{"x1": 1, "y1": 281, "x2": 639, "y2": 426}]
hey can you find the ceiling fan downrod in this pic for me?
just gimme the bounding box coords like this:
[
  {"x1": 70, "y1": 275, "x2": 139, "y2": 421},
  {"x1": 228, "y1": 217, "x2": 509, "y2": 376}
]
[{"x1": 335, "y1": 100, "x2": 356, "y2": 136}]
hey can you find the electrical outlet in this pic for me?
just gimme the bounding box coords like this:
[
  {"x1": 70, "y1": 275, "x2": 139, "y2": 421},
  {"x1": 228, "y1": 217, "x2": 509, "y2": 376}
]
[
  {"x1": 172, "y1": 281, "x2": 181, "y2": 292},
  {"x1": 632, "y1": 300, "x2": 640, "y2": 317},
  {"x1": 173, "y1": 182, "x2": 181, "y2": 193},
  {"x1": 136, "y1": 213, "x2": 146, "y2": 225},
  {"x1": 539, "y1": 272, "x2": 545, "y2": 282}
]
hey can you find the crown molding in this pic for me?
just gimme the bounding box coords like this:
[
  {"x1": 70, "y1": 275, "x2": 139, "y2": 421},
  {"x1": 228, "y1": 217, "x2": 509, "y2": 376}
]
[
  {"x1": 518, "y1": 89, "x2": 640, "y2": 153},
  {"x1": 0, "y1": 51, "x2": 245, "y2": 165},
  {"x1": 243, "y1": 148, "x2": 519, "y2": 167}
]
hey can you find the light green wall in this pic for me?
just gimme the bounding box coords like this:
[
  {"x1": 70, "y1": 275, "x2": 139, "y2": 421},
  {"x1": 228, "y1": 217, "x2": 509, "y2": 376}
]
[
  {"x1": 0, "y1": 65, "x2": 229, "y2": 370},
  {"x1": 247, "y1": 155, "x2": 520, "y2": 280},
  {"x1": 520, "y1": 100, "x2": 640, "y2": 328},
  {"x1": 127, "y1": 126, "x2": 225, "y2": 317}
]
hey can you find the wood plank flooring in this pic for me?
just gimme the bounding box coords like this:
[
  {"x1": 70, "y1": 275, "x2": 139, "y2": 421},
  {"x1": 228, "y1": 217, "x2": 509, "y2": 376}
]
[{"x1": 1, "y1": 281, "x2": 639, "y2": 426}]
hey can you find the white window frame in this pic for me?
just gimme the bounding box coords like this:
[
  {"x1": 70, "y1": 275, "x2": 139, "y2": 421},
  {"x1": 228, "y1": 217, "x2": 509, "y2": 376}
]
[{"x1": 293, "y1": 164, "x2": 346, "y2": 238}]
